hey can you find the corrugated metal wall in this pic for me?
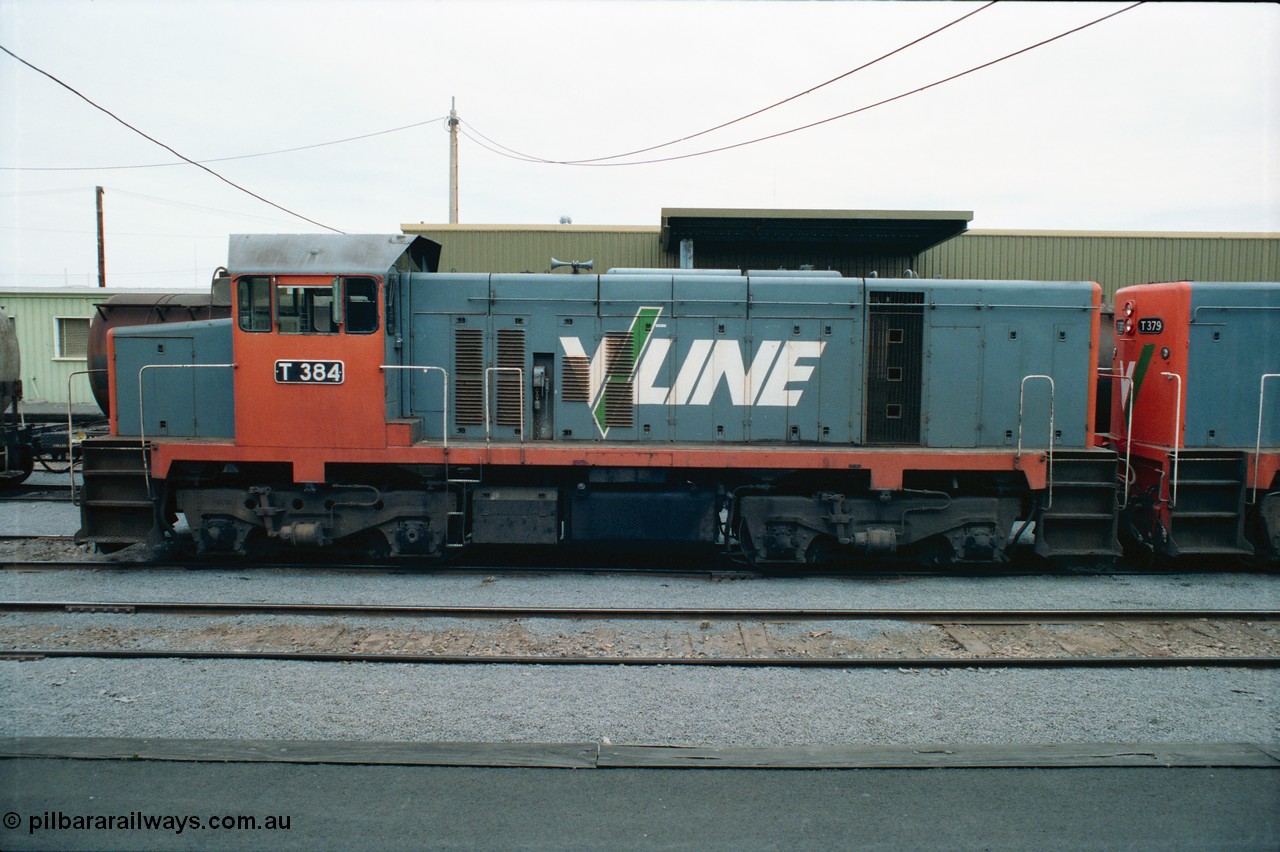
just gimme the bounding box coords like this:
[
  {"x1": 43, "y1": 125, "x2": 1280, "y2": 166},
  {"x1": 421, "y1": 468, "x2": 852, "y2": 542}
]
[
  {"x1": 0, "y1": 291, "x2": 105, "y2": 404},
  {"x1": 404, "y1": 226, "x2": 1279, "y2": 305},
  {"x1": 692, "y1": 245, "x2": 915, "y2": 278},
  {"x1": 917, "y1": 231, "x2": 1280, "y2": 302},
  {"x1": 405, "y1": 226, "x2": 663, "y2": 273}
]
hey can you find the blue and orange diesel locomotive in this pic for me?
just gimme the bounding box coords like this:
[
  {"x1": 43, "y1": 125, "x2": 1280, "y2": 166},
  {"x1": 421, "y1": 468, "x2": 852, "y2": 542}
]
[
  {"x1": 1108, "y1": 281, "x2": 1279, "y2": 563},
  {"x1": 75, "y1": 234, "x2": 1277, "y2": 566}
]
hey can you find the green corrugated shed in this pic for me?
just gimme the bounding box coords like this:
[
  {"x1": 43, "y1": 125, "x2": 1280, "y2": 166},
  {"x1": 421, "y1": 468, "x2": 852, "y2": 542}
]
[
  {"x1": 0, "y1": 288, "x2": 202, "y2": 404},
  {"x1": 404, "y1": 224, "x2": 661, "y2": 274},
  {"x1": 402, "y1": 221, "x2": 1278, "y2": 304},
  {"x1": 918, "y1": 230, "x2": 1280, "y2": 302},
  {"x1": 0, "y1": 289, "x2": 118, "y2": 404}
]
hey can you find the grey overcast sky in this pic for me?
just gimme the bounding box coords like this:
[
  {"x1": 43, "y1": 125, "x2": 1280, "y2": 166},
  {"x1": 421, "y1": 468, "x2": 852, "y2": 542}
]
[{"x1": 2, "y1": 0, "x2": 1277, "y2": 289}]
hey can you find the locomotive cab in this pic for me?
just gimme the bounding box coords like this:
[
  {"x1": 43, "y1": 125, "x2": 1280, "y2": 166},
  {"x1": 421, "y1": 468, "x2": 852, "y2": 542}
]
[{"x1": 233, "y1": 274, "x2": 387, "y2": 468}]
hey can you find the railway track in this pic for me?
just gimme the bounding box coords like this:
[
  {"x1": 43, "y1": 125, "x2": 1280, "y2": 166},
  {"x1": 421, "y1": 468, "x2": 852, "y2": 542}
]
[
  {"x1": 2, "y1": 600, "x2": 1278, "y2": 622},
  {"x1": 4, "y1": 648, "x2": 1275, "y2": 669},
  {"x1": 1, "y1": 555, "x2": 1267, "y2": 578},
  {"x1": 4, "y1": 600, "x2": 1278, "y2": 669}
]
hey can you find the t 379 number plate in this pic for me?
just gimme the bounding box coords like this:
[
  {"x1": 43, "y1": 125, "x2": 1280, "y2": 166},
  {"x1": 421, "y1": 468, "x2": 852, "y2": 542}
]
[{"x1": 275, "y1": 360, "x2": 344, "y2": 384}]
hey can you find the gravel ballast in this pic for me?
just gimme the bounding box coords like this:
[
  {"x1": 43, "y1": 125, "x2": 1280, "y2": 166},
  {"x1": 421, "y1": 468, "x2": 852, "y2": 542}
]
[
  {"x1": 2, "y1": 658, "x2": 1277, "y2": 747},
  {"x1": 4, "y1": 483, "x2": 1277, "y2": 750}
]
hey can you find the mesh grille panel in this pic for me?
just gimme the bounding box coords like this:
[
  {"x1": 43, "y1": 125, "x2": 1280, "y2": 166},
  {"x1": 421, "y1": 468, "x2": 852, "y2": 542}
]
[
  {"x1": 496, "y1": 328, "x2": 525, "y2": 428},
  {"x1": 603, "y1": 331, "x2": 634, "y2": 428},
  {"x1": 454, "y1": 327, "x2": 483, "y2": 425}
]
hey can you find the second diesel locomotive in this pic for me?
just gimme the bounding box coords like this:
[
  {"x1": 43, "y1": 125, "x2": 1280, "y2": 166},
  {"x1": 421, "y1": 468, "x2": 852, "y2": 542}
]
[
  {"x1": 1109, "y1": 281, "x2": 1279, "y2": 562},
  {"x1": 77, "y1": 233, "x2": 1124, "y2": 566}
]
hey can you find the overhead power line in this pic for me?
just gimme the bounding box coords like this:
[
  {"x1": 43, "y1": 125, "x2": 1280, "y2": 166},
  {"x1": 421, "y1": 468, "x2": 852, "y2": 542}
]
[
  {"x1": 1, "y1": 116, "x2": 449, "y2": 172},
  {"x1": 463, "y1": 1, "x2": 1145, "y2": 168},
  {"x1": 466, "y1": 0, "x2": 997, "y2": 166},
  {"x1": 0, "y1": 43, "x2": 344, "y2": 233}
]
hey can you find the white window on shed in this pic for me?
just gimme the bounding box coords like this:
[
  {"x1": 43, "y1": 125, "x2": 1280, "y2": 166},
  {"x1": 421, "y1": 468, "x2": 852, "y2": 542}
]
[{"x1": 55, "y1": 317, "x2": 90, "y2": 359}]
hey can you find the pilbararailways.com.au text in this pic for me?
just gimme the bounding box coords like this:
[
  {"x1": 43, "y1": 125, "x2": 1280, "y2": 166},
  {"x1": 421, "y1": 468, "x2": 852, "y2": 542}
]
[{"x1": 7, "y1": 810, "x2": 291, "y2": 835}]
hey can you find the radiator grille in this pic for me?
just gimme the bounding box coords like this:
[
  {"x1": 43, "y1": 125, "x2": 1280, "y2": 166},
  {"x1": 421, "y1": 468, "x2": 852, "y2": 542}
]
[
  {"x1": 563, "y1": 356, "x2": 590, "y2": 402},
  {"x1": 602, "y1": 331, "x2": 635, "y2": 428},
  {"x1": 454, "y1": 327, "x2": 483, "y2": 425},
  {"x1": 495, "y1": 328, "x2": 526, "y2": 428}
]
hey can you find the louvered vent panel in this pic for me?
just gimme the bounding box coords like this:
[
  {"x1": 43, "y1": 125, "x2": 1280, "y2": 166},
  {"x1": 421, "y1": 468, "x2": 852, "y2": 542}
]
[
  {"x1": 454, "y1": 327, "x2": 484, "y2": 425},
  {"x1": 604, "y1": 382, "x2": 634, "y2": 428},
  {"x1": 563, "y1": 356, "x2": 590, "y2": 402},
  {"x1": 603, "y1": 331, "x2": 635, "y2": 376},
  {"x1": 496, "y1": 328, "x2": 526, "y2": 428},
  {"x1": 603, "y1": 331, "x2": 635, "y2": 428}
]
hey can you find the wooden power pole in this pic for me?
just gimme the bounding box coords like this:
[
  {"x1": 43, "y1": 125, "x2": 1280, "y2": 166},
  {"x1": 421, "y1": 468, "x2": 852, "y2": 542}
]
[
  {"x1": 448, "y1": 98, "x2": 459, "y2": 224},
  {"x1": 95, "y1": 186, "x2": 106, "y2": 287}
]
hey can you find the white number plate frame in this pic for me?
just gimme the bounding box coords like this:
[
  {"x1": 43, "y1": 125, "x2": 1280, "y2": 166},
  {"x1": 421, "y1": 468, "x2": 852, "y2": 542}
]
[{"x1": 275, "y1": 359, "x2": 345, "y2": 384}]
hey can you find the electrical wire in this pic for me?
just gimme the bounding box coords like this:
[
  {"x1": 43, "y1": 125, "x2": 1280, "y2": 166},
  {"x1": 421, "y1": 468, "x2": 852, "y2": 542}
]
[
  {"x1": 1, "y1": 117, "x2": 449, "y2": 172},
  {"x1": 0, "y1": 44, "x2": 345, "y2": 233},
  {"x1": 110, "y1": 188, "x2": 309, "y2": 225},
  {"x1": 464, "y1": 1, "x2": 1144, "y2": 168},
  {"x1": 463, "y1": 0, "x2": 997, "y2": 165}
]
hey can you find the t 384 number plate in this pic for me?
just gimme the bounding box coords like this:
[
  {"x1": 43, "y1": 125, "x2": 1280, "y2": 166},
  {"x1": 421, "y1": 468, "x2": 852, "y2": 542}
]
[{"x1": 275, "y1": 359, "x2": 344, "y2": 384}]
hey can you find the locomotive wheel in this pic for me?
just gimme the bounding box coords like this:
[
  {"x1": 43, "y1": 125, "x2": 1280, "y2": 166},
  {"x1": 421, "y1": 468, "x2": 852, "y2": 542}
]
[{"x1": 0, "y1": 444, "x2": 34, "y2": 487}]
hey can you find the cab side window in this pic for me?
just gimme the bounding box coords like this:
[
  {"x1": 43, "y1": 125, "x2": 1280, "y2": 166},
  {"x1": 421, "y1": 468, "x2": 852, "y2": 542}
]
[
  {"x1": 344, "y1": 277, "x2": 378, "y2": 334},
  {"x1": 236, "y1": 277, "x2": 272, "y2": 332},
  {"x1": 276, "y1": 284, "x2": 337, "y2": 334}
]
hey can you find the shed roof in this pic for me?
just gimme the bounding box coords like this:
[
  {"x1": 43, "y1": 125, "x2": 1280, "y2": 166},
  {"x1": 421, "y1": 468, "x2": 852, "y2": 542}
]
[{"x1": 660, "y1": 208, "x2": 972, "y2": 254}]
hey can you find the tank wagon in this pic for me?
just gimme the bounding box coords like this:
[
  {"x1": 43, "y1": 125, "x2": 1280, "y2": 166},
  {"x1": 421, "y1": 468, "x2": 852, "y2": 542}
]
[
  {"x1": 77, "y1": 233, "x2": 1121, "y2": 565},
  {"x1": 0, "y1": 305, "x2": 34, "y2": 484},
  {"x1": 86, "y1": 284, "x2": 231, "y2": 417},
  {"x1": 1110, "y1": 281, "x2": 1279, "y2": 562}
]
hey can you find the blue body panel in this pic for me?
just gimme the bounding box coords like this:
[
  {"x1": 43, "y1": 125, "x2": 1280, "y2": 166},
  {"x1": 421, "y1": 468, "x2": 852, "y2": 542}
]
[
  {"x1": 1185, "y1": 282, "x2": 1280, "y2": 449},
  {"x1": 390, "y1": 274, "x2": 1099, "y2": 450},
  {"x1": 112, "y1": 319, "x2": 235, "y2": 438}
]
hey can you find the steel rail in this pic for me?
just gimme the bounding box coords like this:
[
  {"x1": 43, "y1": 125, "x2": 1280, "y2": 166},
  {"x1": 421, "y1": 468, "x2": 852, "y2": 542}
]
[
  {"x1": 3, "y1": 600, "x2": 1277, "y2": 623},
  {"x1": 2, "y1": 557, "x2": 1262, "y2": 578},
  {"x1": 2, "y1": 648, "x2": 1276, "y2": 669}
]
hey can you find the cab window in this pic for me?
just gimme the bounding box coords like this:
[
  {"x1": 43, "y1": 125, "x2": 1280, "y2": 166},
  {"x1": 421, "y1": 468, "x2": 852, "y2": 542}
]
[
  {"x1": 276, "y1": 284, "x2": 337, "y2": 334},
  {"x1": 236, "y1": 277, "x2": 272, "y2": 332},
  {"x1": 344, "y1": 277, "x2": 378, "y2": 334}
]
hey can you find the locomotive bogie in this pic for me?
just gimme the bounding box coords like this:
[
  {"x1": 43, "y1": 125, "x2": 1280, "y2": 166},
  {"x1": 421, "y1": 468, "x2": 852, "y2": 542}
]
[
  {"x1": 177, "y1": 483, "x2": 456, "y2": 558},
  {"x1": 736, "y1": 490, "x2": 1025, "y2": 564}
]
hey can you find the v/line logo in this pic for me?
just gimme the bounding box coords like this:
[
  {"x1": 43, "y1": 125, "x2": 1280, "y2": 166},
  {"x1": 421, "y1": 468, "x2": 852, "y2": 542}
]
[
  {"x1": 558, "y1": 307, "x2": 826, "y2": 436},
  {"x1": 1118, "y1": 343, "x2": 1155, "y2": 417}
]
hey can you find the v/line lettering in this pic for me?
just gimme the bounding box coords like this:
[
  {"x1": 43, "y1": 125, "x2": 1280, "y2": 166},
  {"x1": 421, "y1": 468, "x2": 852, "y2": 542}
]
[{"x1": 559, "y1": 307, "x2": 826, "y2": 435}]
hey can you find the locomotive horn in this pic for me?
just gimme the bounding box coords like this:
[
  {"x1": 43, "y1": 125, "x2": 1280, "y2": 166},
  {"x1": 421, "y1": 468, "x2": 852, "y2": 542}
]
[{"x1": 551, "y1": 258, "x2": 594, "y2": 272}]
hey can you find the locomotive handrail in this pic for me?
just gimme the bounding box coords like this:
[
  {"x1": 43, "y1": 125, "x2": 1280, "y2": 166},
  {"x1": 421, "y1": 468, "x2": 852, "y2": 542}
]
[
  {"x1": 1253, "y1": 373, "x2": 1280, "y2": 502},
  {"x1": 1097, "y1": 368, "x2": 1135, "y2": 507},
  {"x1": 379, "y1": 365, "x2": 448, "y2": 450},
  {"x1": 137, "y1": 363, "x2": 236, "y2": 500},
  {"x1": 483, "y1": 367, "x2": 526, "y2": 446},
  {"x1": 924, "y1": 302, "x2": 1099, "y2": 312},
  {"x1": 1160, "y1": 371, "x2": 1183, "y2": 508},
  {"x1": 466, "y1": 296, "x2": 599, "y2": 304},
  {"x1": 65, "y1": 369, "x2": 107, "y2": 506},
  {"x1": 1016, "y1": 375, "x2": 1055, "y2": 509},
  {"x1": 1191, "y1": 305, "x2": 1280, "y2": 324}
]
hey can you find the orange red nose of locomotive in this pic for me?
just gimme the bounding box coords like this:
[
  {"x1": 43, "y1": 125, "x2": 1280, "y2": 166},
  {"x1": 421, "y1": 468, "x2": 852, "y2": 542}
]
[{"x1": 1110, "y1": 281, "x2": 1280, "y2": 560}]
